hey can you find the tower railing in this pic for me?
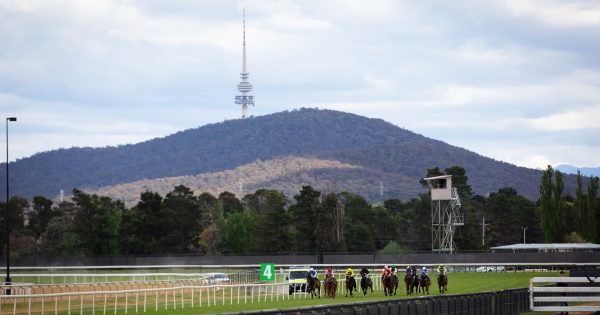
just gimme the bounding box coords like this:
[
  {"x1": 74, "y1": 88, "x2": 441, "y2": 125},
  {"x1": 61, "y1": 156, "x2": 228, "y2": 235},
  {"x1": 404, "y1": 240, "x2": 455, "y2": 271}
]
[{"x1": 451, "y1": 187, "x2": 461, "y2": 207}]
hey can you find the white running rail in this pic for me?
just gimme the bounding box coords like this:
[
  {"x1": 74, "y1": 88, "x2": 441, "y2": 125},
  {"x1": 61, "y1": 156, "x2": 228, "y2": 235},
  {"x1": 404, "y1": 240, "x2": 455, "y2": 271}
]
[{"x1": 529, "y1": 276, "x2": 600, "y2": 312}]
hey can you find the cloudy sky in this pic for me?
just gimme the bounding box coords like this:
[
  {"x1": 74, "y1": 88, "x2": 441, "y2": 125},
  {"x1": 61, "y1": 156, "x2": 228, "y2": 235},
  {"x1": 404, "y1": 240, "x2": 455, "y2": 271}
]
[{"x1": 1, "y1": 0, "x2": 599, "y2": 169}]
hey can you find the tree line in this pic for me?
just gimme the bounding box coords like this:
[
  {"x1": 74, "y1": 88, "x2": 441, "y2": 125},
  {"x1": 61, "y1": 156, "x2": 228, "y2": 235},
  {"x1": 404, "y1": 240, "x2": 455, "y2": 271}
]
[{"x1": 2, "y1": 165, "x2": 599, "y2": 259}]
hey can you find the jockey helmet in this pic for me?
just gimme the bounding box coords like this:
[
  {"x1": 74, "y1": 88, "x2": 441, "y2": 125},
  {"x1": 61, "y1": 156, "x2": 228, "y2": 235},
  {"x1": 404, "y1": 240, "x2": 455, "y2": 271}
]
[{"x1": 384, "y1": 265, "x2": 388, "y2": 269}]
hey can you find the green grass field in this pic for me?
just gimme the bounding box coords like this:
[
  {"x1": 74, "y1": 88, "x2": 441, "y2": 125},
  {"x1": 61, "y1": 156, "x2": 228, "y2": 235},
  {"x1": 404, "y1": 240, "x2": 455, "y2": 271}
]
[
  {"x1": 3, "y1": 272, "x2": 556, "y2": 315},
  {"x1": 199, "y1": 272, "x2": 549, "y2": 314}
]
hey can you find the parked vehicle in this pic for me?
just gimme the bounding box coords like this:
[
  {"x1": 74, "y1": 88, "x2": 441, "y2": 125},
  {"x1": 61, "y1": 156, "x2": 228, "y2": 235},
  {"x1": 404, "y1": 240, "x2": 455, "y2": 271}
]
[
  {"x1": 476, "y1": 266, "x2": 506, "y2": 272},
  {"x1": 287, "y1": 266, "x2": 310, "y2": 294},
  {"x1": 206, "y1": 273, "x2": 230, "y2": 283}
]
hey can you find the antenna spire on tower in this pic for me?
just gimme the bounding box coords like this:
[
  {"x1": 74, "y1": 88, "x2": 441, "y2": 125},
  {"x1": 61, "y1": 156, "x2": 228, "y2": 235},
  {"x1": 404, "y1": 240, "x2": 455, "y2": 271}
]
[{"x1": 235, "y1": 9, "x2": 254, "y2": 119}]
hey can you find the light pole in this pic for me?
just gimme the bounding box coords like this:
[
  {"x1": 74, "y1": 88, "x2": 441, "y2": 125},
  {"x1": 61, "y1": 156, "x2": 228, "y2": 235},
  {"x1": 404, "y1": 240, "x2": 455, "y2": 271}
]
[
  {"x1": 521, "y1": 226, "x2": 528, "y2": 244},
  {"x1": 5, "y1": 117, "x2": 16, "y2": 295}
]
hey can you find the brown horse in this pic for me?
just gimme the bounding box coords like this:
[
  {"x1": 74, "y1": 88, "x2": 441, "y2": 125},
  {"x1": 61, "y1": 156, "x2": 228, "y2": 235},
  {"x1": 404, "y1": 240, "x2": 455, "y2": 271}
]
[
  {"x1": 437, "y1": 271, "x2": 448, "y2": 294},
  {"x1": 360, "y1": 272, "x2": 373, "y2": 296},
  {"x1": 345, "y1": 275, "x2": 357, "y2": 297},
  {"x1": 324, "y1": 277, "x2": 337, "y2": 298},
  {"x1": 404, "y1": 270, "x2": 418, "y2": 294},
  {"x1": 306, "y1": 275, "x2": 321, "y2": 299},
  {"x1": 382, "y1": 274, "x2": 397, "y2": 296},
  {"x1": 418, "y1": 272, "x2": 430, "y2": 294}
]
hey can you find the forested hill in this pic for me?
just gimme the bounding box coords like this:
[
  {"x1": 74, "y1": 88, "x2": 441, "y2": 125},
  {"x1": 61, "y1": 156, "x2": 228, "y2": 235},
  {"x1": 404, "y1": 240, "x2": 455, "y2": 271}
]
[{"x1": 2, "y1": 108, "x2": 572, "y2": 200}]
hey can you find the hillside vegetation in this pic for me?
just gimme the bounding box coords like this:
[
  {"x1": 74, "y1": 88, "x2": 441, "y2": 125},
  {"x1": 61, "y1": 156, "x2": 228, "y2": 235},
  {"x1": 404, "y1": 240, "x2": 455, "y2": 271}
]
[{"x1": 91, "y1": 156, "x2": 367, "y2": 207}]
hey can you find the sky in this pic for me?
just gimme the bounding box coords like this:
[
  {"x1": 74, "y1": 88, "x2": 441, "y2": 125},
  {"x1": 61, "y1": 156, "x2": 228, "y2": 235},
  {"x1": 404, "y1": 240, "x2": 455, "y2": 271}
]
[{"x1": 1, "y1": 0, "x2": 599, "y2": 170}]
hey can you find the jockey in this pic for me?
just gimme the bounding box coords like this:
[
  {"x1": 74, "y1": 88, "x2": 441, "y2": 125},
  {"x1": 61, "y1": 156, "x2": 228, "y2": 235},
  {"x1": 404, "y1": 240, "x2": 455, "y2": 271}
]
[
  {"x1": 382, "y1": 265, "x2": 392, "y2": 277},
  {"x1": 308, "y1": 267, "x2": 317, "y2": 279},
  {"x1": 437, "y1": 265, "x2": 446, "y2": 274},
  {"x1": 360, "y1": 267, "x2": 370, "y2": 276},
  {"x1": 325, "y1": 267, "x2": 334, "y2": 279},
  {"x1": 391, "y1": 265, "x2": 397, "y2": 275},
  {"x1": 406, "y1": 266, "x2": 412, "y2": 273},
  {"x1": 421, "y1": 266, "x2": 430, "y2": 280},
  {"x1": 345, "y1": 267, "x2": 354, "y2": 278}
]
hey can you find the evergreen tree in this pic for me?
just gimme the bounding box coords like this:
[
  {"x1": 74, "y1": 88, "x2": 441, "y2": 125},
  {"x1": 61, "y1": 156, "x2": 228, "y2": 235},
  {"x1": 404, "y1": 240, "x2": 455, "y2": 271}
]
[
  {"x1": 587, "y1": 176, "x2": 599, "y2": 242},
  {"x1": 162, "y1": 185, "x2": 201, "y2": 253},
  {"x1": 220, "y1": 211, "x2": 256, "y2": 254},
  {"x1": 396, "y1": 195, "x2": 431, "y2": 251},
  {"x1": 554, "y1": 170, "x2": 565, "y2": 240},
  {"x1": 288, "y1": 186, "x2": 321, "y2": 253},
  {"x1": 71, "y1": 190, "x2": 123, "y2": 255},
  {"x1": 574, "y1": 171, "x2": 584, "y2": 235},
  {"x1": 445, "y1": 165, "x2": 473, "y2": 199},
  {"x1": 218, "y1": 191, "x2": 243, "y2": 215},
  {"x1": 249, "y1": 189, "x2": 291, "y2": 253},
  {"x1": 120, "y1": 191, "x2": 164, "y2": 254},
  {"x1": 344, "y1": 193, "x2": 376, "y2": 252},
  {"x1": 27, "y1": 196, "x2": 56, "y2": 251},
  {"x1": 539, "y1": 166, "x2": 566, "y2": 242},
  {"x1": 41, "y1": 216, "x2": 82, "y2": 256}
]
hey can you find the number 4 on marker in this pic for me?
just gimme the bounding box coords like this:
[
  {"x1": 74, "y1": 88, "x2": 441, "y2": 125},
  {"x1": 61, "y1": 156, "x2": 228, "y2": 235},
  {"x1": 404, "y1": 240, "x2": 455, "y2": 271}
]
[{"x1": 260, "y1": 263, "x2": 275, "y2": 281}]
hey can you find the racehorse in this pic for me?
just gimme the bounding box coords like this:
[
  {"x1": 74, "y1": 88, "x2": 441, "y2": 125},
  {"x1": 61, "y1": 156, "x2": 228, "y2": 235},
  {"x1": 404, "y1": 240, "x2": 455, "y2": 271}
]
[
  {"x1": 418, "y1": 272, "x2": 430, "y2": 294},
  {"x1": 410, "y1": 272, "x2": 419, "y2": 293},
  {"x1": 324, "y1": 277, "x2": 337, "y2": 298},
  {"x1": 306, "y1": 275, "x2": 321, "y2": 299},
  {"x1": 437, "y1": 271, "x2": 448, "y2": 294},
  {"x1": 360, "y1": 272, "x2": 373, "y2": 296},
  {"x1": 404, "y1": 270, "x2": 418, "y2": 294},
  {"x1": 382, "y1": 274, "x2": 397, "y2": 296},
  {"x1": 345, "y1": 275, "x2": 357, "y2": 297}
]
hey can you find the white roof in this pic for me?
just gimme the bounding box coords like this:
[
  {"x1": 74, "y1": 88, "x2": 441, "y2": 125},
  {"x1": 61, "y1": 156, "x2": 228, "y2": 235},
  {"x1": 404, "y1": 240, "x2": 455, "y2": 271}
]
[
  {"x1": 491, "y1": 243, "x2": 600, "y2": 250},
  {"x1": 423, "y1": 175, "x2": 452, "y2": 180}
]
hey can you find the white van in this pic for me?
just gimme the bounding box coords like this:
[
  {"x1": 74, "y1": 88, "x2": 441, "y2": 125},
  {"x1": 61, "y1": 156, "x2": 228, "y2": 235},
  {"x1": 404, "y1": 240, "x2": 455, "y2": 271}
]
[{"x1": 287, "y1": 266, "x2": 310, "y2": 294}]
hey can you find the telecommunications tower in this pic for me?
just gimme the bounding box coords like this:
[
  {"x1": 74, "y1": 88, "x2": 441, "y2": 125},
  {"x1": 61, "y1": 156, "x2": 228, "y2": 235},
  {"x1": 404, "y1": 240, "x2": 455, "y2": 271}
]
[
  {"x1": 423, "y1": 175, "x2": 463, "y2": 253},
  {"x1": 235, "y1": 9, "x2": 254, "y2": 119}
]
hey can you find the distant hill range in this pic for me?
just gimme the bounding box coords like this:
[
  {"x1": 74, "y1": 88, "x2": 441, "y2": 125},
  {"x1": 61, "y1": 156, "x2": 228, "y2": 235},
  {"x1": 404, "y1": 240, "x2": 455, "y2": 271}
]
[
  {"x1": 555, "y1": 164, "x2": 600, "y2": 177},
  {"x1": 1, "y1": 108, "x2": 581, "y2": 203}
]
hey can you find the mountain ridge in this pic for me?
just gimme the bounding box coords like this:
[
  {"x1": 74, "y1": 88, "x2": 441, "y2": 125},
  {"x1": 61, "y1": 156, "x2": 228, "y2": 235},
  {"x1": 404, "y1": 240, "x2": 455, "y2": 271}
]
[{"x1": 1, "y1": 108, "x2": 580, "y2": 201}]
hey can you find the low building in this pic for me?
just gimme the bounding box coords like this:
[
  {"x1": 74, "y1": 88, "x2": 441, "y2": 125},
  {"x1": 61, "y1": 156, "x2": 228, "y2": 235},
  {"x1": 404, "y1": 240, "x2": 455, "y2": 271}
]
[{"x1": 490, "y1": 243, "x2": 600, "y2": 253}]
